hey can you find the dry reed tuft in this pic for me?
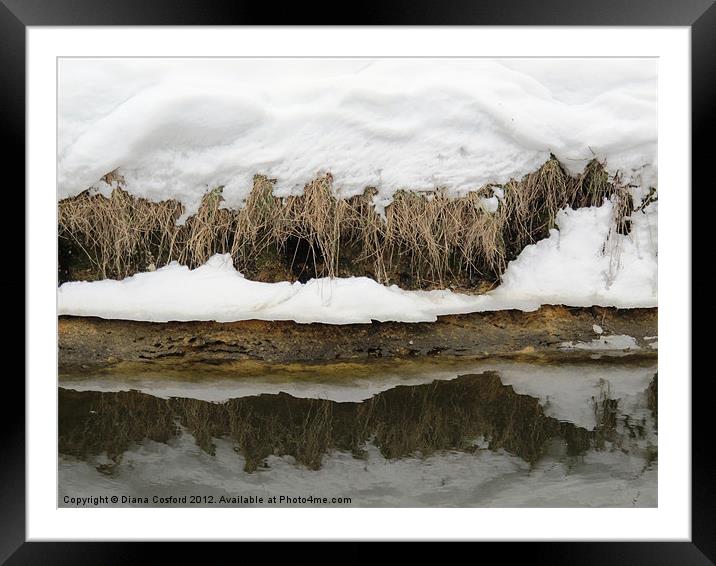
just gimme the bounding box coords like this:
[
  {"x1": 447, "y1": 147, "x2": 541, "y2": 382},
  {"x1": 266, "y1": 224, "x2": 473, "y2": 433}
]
[{"x1": 58, "y1": 157, "x2": 639, "y2": 289}]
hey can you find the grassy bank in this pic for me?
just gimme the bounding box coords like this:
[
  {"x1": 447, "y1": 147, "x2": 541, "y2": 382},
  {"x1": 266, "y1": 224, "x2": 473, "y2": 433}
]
[{"x1": 58, "y1": 157, "x2": 638, "y2": 289}]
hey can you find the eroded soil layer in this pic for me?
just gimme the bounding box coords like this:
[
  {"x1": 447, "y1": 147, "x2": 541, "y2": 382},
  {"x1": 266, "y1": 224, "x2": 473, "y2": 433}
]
[{"x1": 59, "y1": 306, "x2": 657, "y2": 373}]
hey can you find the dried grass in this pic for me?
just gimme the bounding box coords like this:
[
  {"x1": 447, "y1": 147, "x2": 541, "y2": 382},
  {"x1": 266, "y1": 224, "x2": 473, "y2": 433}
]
[{"x1": 58, "y1": 157, "x2": 635, "y2": 288}]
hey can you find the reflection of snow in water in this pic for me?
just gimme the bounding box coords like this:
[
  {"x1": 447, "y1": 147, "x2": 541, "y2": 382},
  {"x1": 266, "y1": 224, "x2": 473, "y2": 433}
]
[
  {"x1": 60, "y1": 360, "x2": 656, "y2": 429},
  {"x1": 58, "y1": 361, "x2": 657, "y2": 508},
  {"x1": 495, "y1": 363, "x2": 655, "y2": 430}
]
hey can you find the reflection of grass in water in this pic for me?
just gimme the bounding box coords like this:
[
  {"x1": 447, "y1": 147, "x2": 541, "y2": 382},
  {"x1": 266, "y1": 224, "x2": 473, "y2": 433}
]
[
  {"x1": 224, "y1": 396, "x2": 335, "y2": 472},
  {"x1": 364, "y1": 376, "x2": 558, "y2": 462},
  {"x1": 59, "y1": 370, "x2": 657, "y2": 472},
  {"x1": 581, "y1": 373, "x2": 658, "y2": 460},
  {"x1": 591, "y1": 379, "x2": 619, "y2": 450},
  {"x1": 145, "y1": 393, "x2": 338, "y2": 472},
  {"x1": 647, "y1": 373, "x2": 658, "y2": 422},
  {"x1": 58, "y1": 389, "x2": 178, "y2": 462},
  {"x1": 173, "y1": 397, "x2": 226, "y2": 456}
]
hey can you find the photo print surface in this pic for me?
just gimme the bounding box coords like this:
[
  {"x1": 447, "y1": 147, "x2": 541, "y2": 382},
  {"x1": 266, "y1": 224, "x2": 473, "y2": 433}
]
[{"x1": 57, "y1": 58, "x2": 657, "y2": 508}]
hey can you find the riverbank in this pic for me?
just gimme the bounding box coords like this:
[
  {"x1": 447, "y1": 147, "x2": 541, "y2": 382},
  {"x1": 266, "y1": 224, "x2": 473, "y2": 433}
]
[{"x1": 58, "y1": 305, "x2": 656, "y2": 373}]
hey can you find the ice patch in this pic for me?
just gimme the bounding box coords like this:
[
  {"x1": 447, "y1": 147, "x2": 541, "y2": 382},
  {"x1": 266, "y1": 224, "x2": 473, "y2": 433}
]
[{"x1": 559, "y1": 335, "x2": 641, "y2": 352}]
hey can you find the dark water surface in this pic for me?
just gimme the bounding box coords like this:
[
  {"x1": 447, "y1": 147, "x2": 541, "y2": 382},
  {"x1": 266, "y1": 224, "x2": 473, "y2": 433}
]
[{"x1": 58, "y1": 358, "x2": 657, "y2": 507}]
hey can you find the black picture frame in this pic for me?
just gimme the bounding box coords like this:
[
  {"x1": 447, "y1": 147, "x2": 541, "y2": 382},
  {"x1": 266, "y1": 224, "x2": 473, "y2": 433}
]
[{"x1": 7, "y1": 0, "x2": 711, "y2": 560}]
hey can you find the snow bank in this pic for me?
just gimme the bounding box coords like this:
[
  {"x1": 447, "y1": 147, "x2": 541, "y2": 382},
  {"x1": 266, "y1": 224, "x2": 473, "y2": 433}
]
[
  {"x1": 488, "y1": 200, "x2": 658, "y2": 309},
  {"x1": 59, "y1": 58, "x2": 657, "y2": 216},
  {"x1": 58, "y1": 253, "x2": 492, "y2": 323},
  {"x1": 58, "y1": 200, "x2": 657, "y2": 323}
]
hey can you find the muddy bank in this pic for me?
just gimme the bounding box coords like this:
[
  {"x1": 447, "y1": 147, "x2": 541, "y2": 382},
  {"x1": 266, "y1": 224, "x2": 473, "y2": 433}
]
[{"x1": 59, "y1": 306, "x2": 657, "y2": 373}]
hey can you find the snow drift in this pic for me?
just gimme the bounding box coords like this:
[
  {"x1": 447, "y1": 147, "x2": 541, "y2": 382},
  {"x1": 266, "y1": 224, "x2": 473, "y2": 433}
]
[{"x1": 59, "y1": 58, "x2": 657, "y2": 216}]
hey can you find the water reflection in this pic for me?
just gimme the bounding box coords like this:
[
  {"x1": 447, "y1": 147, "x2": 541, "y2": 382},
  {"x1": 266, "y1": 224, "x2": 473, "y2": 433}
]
[{"x1": 58, "y1": 361, "x2": 657, "y2": 507}]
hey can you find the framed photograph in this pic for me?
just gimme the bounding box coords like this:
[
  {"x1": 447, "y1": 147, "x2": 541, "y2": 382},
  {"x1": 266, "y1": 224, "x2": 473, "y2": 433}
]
[{"x1": 10, "y1": 0, "x2": 710, "y2": 559}]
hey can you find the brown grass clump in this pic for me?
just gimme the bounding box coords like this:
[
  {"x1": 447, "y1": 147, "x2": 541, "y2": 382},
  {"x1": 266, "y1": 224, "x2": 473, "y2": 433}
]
[{"x1": 58, "y1": 157, "x2": 637, "y2": 289}]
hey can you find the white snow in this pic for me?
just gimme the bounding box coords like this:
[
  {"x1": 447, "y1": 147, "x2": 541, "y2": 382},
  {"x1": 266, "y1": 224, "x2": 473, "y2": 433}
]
[
  {"x1": 487, "y1": 200, "x2": 657, "y2": 310},
  {"x1": 59, "y1": 58, "x2": 657, "y2": 216},
  {"x1": 593, "y1": 325, "x2": 603, "y2": 334},
  {"x1": 58, "y1": 200, "x2": 657, "y2": 323},
  {"x1": 58, "y1": 254, "x2": 489, "y2": 324}
]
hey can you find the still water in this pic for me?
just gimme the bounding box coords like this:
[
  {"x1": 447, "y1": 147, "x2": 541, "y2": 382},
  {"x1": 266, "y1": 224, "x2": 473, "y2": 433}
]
[{"x1": 59, "y1": 358, "x2": 657, "y2": 507}]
